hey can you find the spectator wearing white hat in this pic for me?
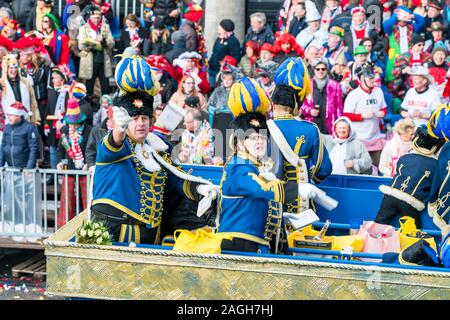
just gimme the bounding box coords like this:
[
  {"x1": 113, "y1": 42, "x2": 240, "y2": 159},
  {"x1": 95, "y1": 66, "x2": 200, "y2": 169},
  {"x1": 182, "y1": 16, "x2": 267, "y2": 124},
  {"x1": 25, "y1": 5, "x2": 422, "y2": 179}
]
[
  {"x1": 400, "y1": 65, "x2": 441, "y2": 127},
  {"x1": 173, "y1": 51, "x2": 210, "y2": 95},
  {"x1": 296, "y1": 9, "x2": 328, "y2": 50}
]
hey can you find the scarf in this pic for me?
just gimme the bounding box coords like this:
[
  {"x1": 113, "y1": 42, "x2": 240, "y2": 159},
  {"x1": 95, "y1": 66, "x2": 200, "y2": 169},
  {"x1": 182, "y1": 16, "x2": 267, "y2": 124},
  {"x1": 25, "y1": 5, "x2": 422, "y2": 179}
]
[
  {"x1": 316, "y1": 76, "x2": 328, "y2": 90},
  {"x1": 88, "y1": 18, "x2": 102, "y2": 33},
  {"x1": 219, "y1": 31, "x2": 233, "y2": 42},
  {"x1": 351, "y1": 21, "x2": 370, "y2": 48},
  {"x1": 126, "y1": 27, "x2": 141, "y2": 47},
  {"x1": 68, "y1": 124, "x2": 85, "y2": 169}
]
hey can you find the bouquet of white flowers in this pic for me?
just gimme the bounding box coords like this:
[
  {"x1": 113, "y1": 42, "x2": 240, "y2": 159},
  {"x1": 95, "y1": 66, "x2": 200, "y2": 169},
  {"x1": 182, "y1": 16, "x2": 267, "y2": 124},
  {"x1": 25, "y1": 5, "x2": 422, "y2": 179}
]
[{"x1": 76, "y1": 220, "x2": 113, "y2": 245}]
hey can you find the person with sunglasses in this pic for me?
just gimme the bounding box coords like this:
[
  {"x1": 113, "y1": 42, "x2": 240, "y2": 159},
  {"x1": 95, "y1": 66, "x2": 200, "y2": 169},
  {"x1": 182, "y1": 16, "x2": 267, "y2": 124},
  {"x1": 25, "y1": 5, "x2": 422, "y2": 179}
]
[{"x1": 302, "y1": 59, "x2": 343, "y2": 135}]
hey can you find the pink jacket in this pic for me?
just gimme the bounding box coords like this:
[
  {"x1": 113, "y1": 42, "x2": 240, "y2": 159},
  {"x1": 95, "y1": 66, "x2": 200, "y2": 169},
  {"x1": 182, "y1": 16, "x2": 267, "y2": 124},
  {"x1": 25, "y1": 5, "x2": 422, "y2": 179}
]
[{"x1": 302, "y1": 78, "x2": 343, "y2": 134}]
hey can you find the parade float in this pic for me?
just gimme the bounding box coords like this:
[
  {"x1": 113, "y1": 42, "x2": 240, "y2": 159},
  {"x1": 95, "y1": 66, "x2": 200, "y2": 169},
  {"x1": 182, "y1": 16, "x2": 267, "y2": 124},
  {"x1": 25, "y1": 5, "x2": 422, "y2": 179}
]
[{"x1": 43, "y1": 169, "x2": 450, "y2": 300}]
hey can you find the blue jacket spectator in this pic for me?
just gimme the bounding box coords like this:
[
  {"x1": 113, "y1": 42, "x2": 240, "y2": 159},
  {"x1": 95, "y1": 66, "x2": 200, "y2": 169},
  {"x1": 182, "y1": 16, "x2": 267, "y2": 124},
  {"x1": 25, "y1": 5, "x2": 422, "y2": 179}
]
[{"x1": 0, "y1": 102, "x2": 40, "y2": 169}]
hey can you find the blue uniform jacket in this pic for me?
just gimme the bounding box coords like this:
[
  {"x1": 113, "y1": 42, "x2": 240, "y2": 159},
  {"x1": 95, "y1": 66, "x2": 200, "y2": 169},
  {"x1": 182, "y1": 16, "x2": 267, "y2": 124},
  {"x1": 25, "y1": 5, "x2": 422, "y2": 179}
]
[
  {"x1": 93, "y1": 133, "x2": 193, "y2": 228},
  {"x1": 218, "y1": 153, "x2": 284, "y2": 246},
  {"x1": 430, "y1": 143, "x2": 450, "y2": 224},
  {"x1": 381, "y1": 152, "x2": 439, "y2": 212},
  {"x1": 273, "y1": 116, "x2": 332, "y2": 184}
]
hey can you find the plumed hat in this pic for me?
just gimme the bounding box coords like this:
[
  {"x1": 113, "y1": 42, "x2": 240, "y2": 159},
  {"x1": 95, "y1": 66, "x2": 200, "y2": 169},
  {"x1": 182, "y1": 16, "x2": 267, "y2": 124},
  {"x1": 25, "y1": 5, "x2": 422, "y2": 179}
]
[
  {"x1": 146, "y1": 54, "x2": 170, "y2": 73},
  {"x1": 113, "y1": 91, "x2": 154, "y2": 117},
  {"x1": 427, "y1": 103, "x2": 450, "y2": 142},
  {"x1": 413, "y1": 125, "x2": 445, "y2": 155},
  {"x1": 271, "y1": 84, "x2": 302, "y2": 109},
  {"x1": 228, "y1": 77, "x2": 269, "y2": 118},
  {"x1": 114, "y1": 55, "x2": 160, "y2": 97},
  {"x1": 231, "y1": 111, "x2": 269, "y2": 141},
  {"x1": 274, "y1": 57, "x2": 311, "y2": 102}
]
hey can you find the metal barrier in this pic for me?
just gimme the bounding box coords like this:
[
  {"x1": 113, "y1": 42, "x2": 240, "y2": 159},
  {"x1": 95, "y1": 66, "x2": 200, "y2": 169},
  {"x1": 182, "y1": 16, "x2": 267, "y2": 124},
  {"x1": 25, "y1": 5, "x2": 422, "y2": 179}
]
[{"x1": 0, "y1": 167, "x2": 91, "y2": 242}]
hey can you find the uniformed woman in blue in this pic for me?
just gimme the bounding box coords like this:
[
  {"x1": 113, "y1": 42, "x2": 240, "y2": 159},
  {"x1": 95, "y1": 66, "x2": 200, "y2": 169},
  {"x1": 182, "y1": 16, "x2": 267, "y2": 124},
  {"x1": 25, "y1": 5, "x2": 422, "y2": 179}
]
[
  {"x1": 428, "y1": 104, "x2": 450, "y2": 237},
  {"x1": 92, "y1": 56, "x2": 217, "y2": 244},
  {"x1": 218, "y1": 78, "x2": 297, "y2": 253}
]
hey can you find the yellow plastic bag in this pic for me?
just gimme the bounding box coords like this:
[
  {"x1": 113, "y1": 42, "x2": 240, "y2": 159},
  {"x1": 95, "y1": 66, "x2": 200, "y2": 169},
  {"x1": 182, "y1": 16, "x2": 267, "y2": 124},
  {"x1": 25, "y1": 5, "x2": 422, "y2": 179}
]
[
  {"x1": 330, "y1": 235, "x2": 364, "y2": 252},
  {"x1": 172, "y1": 229, "x2": 232, "y2": 254},
  {"x1": 398, "y1": 216, "x2": 437, "y2": 251}
]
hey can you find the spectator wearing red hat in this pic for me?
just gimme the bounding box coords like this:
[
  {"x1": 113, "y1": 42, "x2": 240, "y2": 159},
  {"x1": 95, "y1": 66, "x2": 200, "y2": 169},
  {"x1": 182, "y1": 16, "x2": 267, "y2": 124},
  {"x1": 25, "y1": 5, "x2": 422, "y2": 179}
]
[
  {"x1": 173, "y1": 51, "x2": 210, "y2": 95},
  {"x1": 180, "y1": 4, "x2": 204, "y2": 52},
  {"x1": 273, "y1": 32, "x2": 304, "y2": 64},
  {"x1": 117, "y1": 14, "x2": 149, "y2": 54},
  {"x1": 209, "y1": 19, "x2": 241, "y2": 88},
  {"x1": 146, "y1": 54, "x2": 178, "y2": 105},
  {"x1": 239, "y1": 41, "x2": 261, "y2": 76},
  {"x1": 343, "y1": 6, "x2": 386, "y2": 59},
  {"x1": 143, "y1": 17, "x2": 173, "y2": 56},
  {"x1": 16, "y1": 37, "x2": 50, "y2": 136},
  {"x1": 56, "y1": 98, "x2": 92, "y2": 229},
  {"x1": 251, "y1": 42, "x2": 279, "y2": 77}
]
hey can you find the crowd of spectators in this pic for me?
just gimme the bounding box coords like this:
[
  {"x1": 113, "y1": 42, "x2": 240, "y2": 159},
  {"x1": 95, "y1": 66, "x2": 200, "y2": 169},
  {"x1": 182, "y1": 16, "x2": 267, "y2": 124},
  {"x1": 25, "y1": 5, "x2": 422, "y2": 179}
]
[{"x1": 0, "y1": 0, "x2": 450, "y2": 222}]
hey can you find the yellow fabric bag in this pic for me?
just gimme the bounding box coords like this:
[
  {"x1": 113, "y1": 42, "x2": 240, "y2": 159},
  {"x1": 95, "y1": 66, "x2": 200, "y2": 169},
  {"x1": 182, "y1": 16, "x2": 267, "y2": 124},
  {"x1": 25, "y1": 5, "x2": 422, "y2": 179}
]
[
  {"x1": 398, "y1": 216, "x2": 437, "y2": 251},
  {"x1": 330, "y1": 235, "x2": 364, "y2": 252},
  {"x1": 172, "y1": 229, "x2": 232, "y2": 254},
  {"x1": 287, "y1": 226, "x2": 364, "y2": 252}
]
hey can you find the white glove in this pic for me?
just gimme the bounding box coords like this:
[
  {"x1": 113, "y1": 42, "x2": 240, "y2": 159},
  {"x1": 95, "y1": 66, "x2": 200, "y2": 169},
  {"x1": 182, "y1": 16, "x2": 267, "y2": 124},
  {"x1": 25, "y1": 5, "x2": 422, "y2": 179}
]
[
  {"x1": 298, "y1": 183, "x2": 318, "y2": 200},
  {"x1": 197, "y1": 184, "x2": 219, "y2": 200},
  {"x1": 298, "y1": 183, "x2": 338, "y2": 211},
  {"x1": 196, "y1": 184, "x2": 220, "y2": 217},
  {"x1": 113, "y1": 106, "x2": 132, "y2": 133}
]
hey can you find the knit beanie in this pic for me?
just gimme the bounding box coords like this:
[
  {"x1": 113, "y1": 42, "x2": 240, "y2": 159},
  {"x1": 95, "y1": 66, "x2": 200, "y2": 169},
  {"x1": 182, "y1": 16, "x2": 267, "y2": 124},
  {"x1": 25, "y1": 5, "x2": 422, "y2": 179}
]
[{"x1": 220, "y1": 19, "x2": 235, "y2": 32}]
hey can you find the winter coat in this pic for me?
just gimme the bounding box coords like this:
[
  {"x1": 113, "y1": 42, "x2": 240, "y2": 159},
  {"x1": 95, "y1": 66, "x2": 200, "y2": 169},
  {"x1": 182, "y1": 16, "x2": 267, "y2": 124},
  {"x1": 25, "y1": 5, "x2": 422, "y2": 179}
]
[
  {"x1": 85, "y1": 119, "x2": 108, "y2": 168},
  {"x1": 44, "y1": 87, "x2": 67, "y2": 147},
  {"x1": 180, "y1": 20, "x2": 198, "y2": 52},
  {"x1": 288, "y1": 16, "x2": 307, "y2": 38},
  {"x1": 78, "y1": 22, "x2": 114, "y2": 80},
  {"x1": 302, "y1": 78, "x2": 343, "y2": 134},
  {"x1": 152, "y1": 0, "x2": 179, "y2": 26},
  {"x1": 0, "y1": 119, "x2": 40, "y2": 169},
  {"x1": 116, "y1": 27, "x2": 149, "y2": 54},
  {"x1": 11, "y1": 0, "x2": 35, "y2": 28},
  {"x1": 57, "y1": 123, "x2": 92, "y2": 170},
  {"x1": 379, "y1": 133, "x2": 413, "y2": 177},
  {"x1": 296, "y1": 27, "x2": 328, "y2": 51},
  {"x1": 78, "y1": 97, "x2": 95, "y2": 126},
  {"x1": 143, "y1": 32, "x2": 173, "y2": 56},
  {"x1": 165, "y1": 42, "x2": 189, "y2": 65},
  {"x1": 243, "y1": 26, "x2": 275, "y2": 46},
  {"x1": 323, "y1": 117, "x2": 373, "y2": 175},
  {"x1": 209, "y1": 35, "x2": 241, "y2": 72}
]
